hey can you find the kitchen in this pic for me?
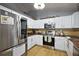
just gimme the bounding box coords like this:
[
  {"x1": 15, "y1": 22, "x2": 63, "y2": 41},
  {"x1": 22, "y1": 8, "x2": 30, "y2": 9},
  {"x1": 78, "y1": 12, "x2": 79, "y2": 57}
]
[{"x1": 0, "y1": 3, "x2": 79, "y2": 56}]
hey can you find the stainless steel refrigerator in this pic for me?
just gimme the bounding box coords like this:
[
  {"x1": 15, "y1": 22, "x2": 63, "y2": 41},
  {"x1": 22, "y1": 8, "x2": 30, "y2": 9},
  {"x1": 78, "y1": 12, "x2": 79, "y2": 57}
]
[
  {"x1": 0, "y1": 9, "x2": 17, "y2": 52},
  {"x1": 0, "y1": 9, "x2": 27, "y2": 55}
]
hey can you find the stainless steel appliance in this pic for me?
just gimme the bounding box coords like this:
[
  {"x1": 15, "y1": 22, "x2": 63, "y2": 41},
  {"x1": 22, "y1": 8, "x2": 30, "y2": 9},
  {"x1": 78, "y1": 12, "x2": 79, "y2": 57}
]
[
  {"x1": 0, "y1": 9, "x2": 27, "y2": 55},
  {"x1": 43, "y1": 23, "x2": 55, "y2": 47},
  {"x1": 17, "y1": 17, "x2": 27, "y2": 44},
  {"x1": 0, "y1": 9, "x2": 17, "y2": 52}
]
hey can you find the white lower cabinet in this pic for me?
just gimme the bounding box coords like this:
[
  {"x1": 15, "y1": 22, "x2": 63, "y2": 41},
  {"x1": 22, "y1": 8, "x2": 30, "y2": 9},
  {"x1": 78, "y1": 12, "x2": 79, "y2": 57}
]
[
  {"x1": 27, "y1": 36, "x2": 34, "y2": 50},
  {"x1": 27, "y1": 35, "x2": 73, "y2": 56},
  {"x1": 55, "y1": 37, "x2": 74, "y2": 56},
  {"x1": 13, "y1": 44, "x2": 25, "y2": 56},
  {"x1": 55, "y1": 37, "x2": 68, "y2": 51},
  {"x1": 65, "y1": 39, "x2": 69, "y2": 52},
  {"x1": 35, "y1": 35, "x2": 43, "y2": 45},
  {"x1": 67, "y1": 40, "x2": 73, "y2": 56},
  {"x1": 27, "y1": 35, "x2": 43, "y2": 50},
  {"x1": 65, "y1": 39, "x2": 73, "y2": 56}
]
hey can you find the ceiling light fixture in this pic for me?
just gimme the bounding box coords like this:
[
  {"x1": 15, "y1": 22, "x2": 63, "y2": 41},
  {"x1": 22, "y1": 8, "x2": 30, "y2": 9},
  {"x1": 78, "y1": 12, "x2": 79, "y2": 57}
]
[{"x1": 34, "y1": 3, "x2": 45, "y2": 10}]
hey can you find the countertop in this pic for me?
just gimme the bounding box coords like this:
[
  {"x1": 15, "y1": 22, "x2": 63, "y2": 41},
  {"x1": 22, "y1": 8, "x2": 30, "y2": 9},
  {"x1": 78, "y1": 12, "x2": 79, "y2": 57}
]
[
  {"x1": 71, "y1": 39, "x2": 79, "y2": 48},
  {"x1": 28, "y1": 34, "x2": 79, "y2": 38},
  {"x1": 69, "y1": 38, "x2": 79, "y2": 49}
]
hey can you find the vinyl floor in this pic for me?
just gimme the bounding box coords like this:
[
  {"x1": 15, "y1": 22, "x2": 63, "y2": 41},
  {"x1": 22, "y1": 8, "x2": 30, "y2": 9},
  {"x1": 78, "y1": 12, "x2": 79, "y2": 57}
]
[{"x1": 27, "y1": 45, "x2": 67, "y2": 56}]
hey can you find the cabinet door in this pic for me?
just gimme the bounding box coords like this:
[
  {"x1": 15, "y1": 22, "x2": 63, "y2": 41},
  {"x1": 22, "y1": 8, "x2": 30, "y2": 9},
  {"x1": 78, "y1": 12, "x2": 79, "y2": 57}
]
[
  {"x1": 54, "y1": 17, "x2": 65, "y2": 28},
  {"x1": 33, "y1": 20, "x2": 43, "y2": 28},
  {"x1": 54, "y1": 16, "x2": 72, "y2": 28},
  {"x1": 54, "y1": 17, "x2": 61, "y2": 28},
  {"x1": 30, "y1": 37, "x2": 34, "y2": 47},
  {"x1": 55, "y1": 37, "x2": 65, "y2": 51},
  {"x1": 68, "y1": 40, "x2": 73, "y2": 56},
  {"x1": 66, "y1": 16, "x2": 72, "y2": 28},
  {"x1": 34, "y1": 21, "x2": 38, "y2": 28},
  {"x1": 27, "y1": 37, "x2": 32, "y2": 50},
  {"x1": 65, "y1": 39, "x2": 68, "y2": 52},
  {"x1": 72, "y1": 12, "x2": 79, "y2": 28},
  {"x1": 27, "y1": 35, "x2": 43, "y2": 50},
  {"x1": 75, "y1": 13, "x2": 79, "y2": 28},
  {"x1": 31, "y1": 36, "x2": 36, "y2": 46},
  {"x1": 35, "y1": 35, "x2": 43, "y2": 45},
  {"x1": 60, "y1": 16, "x2": 72, "y2": 28},
  {"x1": 13, "y1": 44, "x2": 25, "y2": 56},
  {"x1": 27, "y1": 19, "x2": 35, "y2": 28},
  {"x1": 38, "y1": 35, "x2": 43, "y2": 45}
]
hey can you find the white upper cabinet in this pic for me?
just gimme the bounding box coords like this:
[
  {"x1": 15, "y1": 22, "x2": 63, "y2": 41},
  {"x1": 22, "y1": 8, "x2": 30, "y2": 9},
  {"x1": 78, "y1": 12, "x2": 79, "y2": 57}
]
[
  {"x1": 62, "y1": 16, "x2": 72, "y2": 28},
  {"x1": 32, "y1": 18, "x2": 54, "y2": 28},
  {"x1": 27, "y1": 12, "x2": 79, "y2": 28},
  {"x1": 35, "y1": 20, "x2": 44, "y2": 28},
  {"x1": 33, "y1": 16, "x2": 72, "y2": 28},
  {"x1": 53, "y1": 16, "x2": 72, "y2": 28},
  {"x1": 47, "y1": 18, "x2": 55, "y2": 24},
  {"x1": 27, "y1": 18, "x2": 35, "y2": 28},
  {"x1": 72, "y1": 12, "x2": 79, "y2": 28},
  {"x1": 54, "y1": 17, "x2": 63, "y2": 28}
]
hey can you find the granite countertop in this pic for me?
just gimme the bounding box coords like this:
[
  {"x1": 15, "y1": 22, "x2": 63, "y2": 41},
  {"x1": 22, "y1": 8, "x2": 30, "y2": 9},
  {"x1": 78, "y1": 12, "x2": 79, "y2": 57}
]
[
  {"x1": 28, "y1": 34, "x2": 79, "y2": 38},
  {"x1": 69, "y1": 38, "x2": 79, "y2": 48}
]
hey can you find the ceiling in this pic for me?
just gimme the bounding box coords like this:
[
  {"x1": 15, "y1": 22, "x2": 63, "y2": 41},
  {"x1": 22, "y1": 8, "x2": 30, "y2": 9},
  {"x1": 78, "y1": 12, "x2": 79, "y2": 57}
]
[{"x1": 0, "y1": 3, "x2": 79, "y2": 19}]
